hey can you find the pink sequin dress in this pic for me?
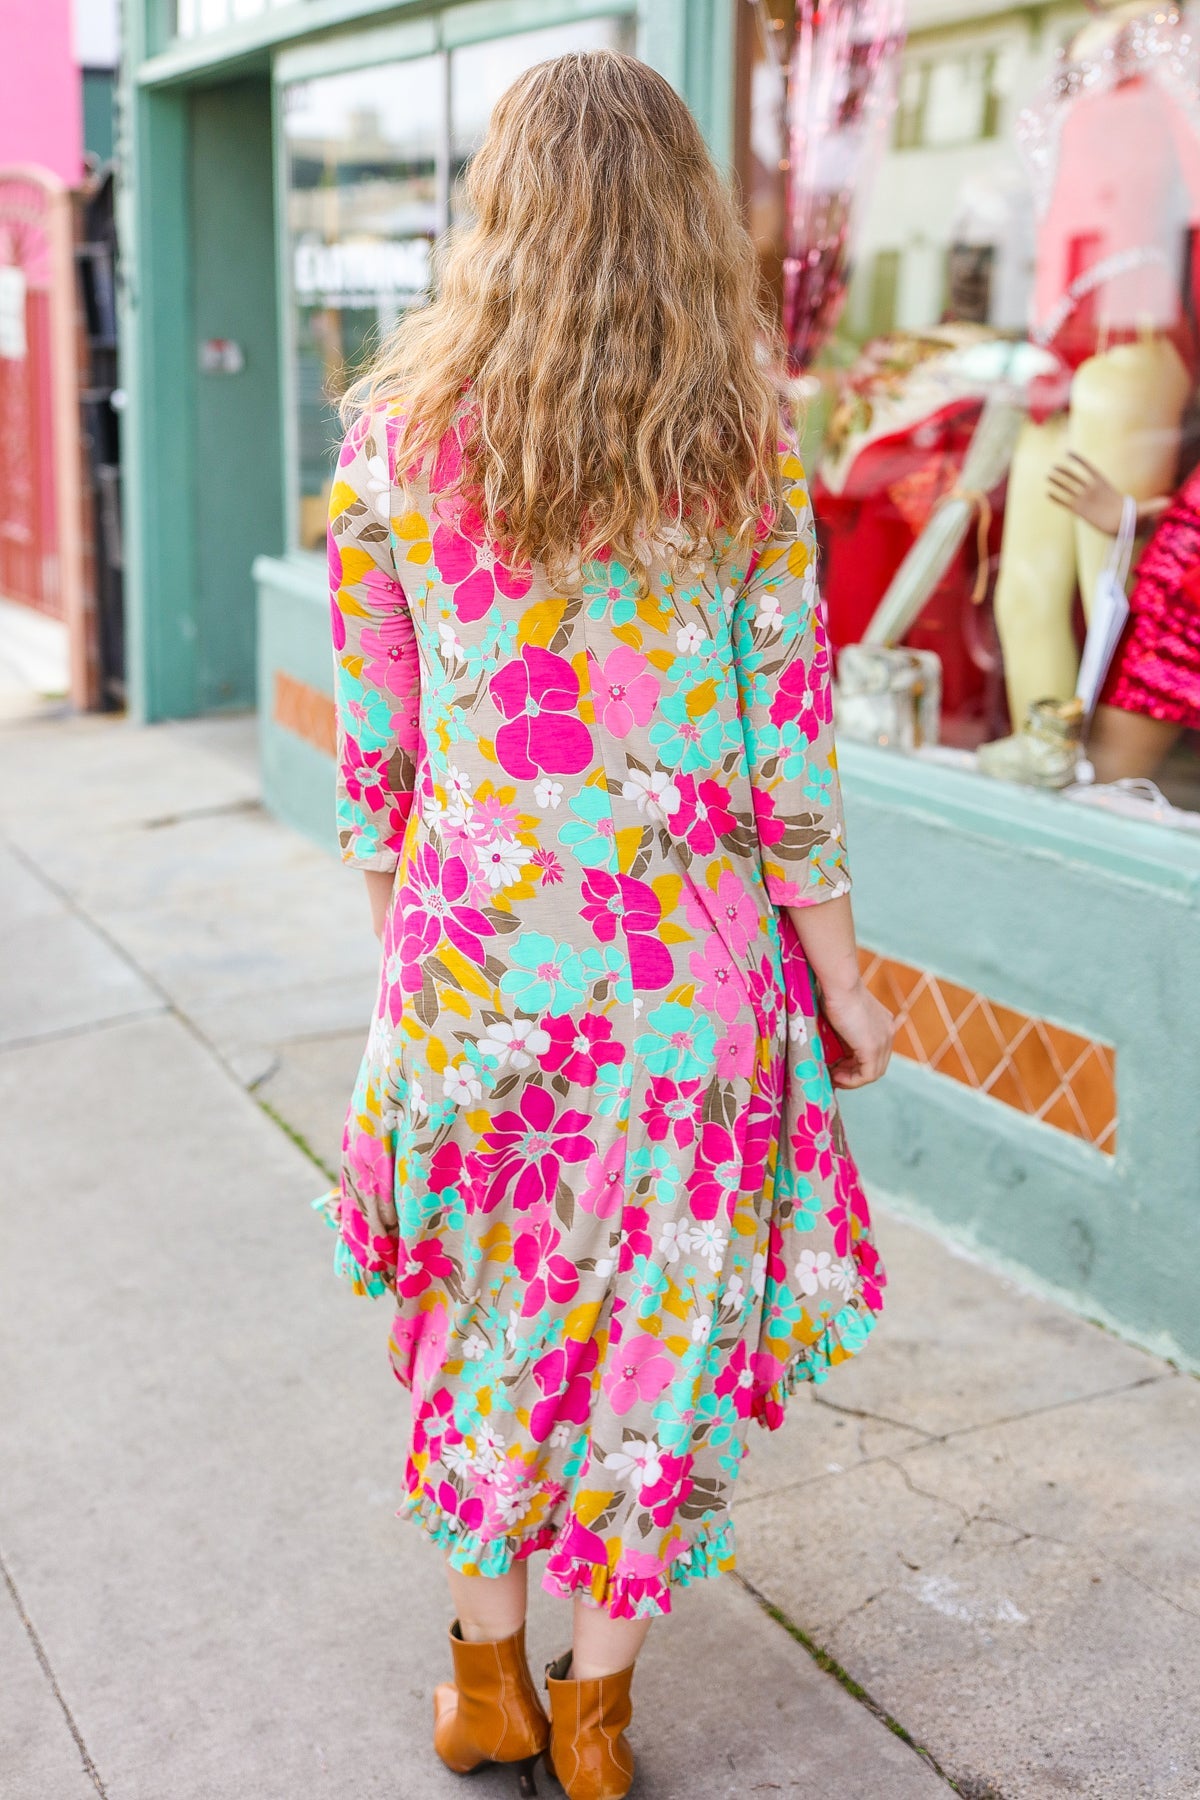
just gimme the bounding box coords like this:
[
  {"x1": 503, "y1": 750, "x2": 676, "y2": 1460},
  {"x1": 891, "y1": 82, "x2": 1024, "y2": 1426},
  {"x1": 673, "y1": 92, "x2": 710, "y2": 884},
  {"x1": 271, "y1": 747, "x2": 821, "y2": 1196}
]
[{"x1": 1103, "y1": 465, "x2": 1200, "y2": 731}]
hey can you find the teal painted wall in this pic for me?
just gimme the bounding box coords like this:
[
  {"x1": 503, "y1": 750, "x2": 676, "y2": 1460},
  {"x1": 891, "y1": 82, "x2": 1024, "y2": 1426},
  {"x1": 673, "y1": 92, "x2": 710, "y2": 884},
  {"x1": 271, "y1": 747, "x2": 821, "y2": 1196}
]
[
  {"x1": 83, "y1": 69, "x2": 115, "y2": 164},
  {"x1": 190, "y1": 79, "x2": 284, "y2": 710},
  {"x1": 121, "y1": 81, "x2": 198, "y2": 720},
  {"x1": 836, "y1": 743, "x2": 1200, "y2": 1368},
  {"x1": 256, "y1": 557, "x2": 337, "y2": 846}
]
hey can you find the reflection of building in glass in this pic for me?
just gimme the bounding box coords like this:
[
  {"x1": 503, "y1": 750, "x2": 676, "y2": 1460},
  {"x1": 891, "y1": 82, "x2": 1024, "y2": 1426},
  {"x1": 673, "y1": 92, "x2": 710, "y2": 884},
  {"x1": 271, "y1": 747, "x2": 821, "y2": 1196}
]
[
  {"x1": 845, "y1": 3, "x2": 1091, "y2": 342},
  {"x1": 282, "y1": 18, "x2": 633, "y2": 547}
]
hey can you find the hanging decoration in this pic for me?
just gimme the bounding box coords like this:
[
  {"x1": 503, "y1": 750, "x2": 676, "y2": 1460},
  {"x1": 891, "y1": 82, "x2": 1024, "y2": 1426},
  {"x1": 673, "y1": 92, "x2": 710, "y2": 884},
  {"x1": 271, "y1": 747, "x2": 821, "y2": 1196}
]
[{"x1": 756, "y1": 0, "x2": 907, "y2": 372}]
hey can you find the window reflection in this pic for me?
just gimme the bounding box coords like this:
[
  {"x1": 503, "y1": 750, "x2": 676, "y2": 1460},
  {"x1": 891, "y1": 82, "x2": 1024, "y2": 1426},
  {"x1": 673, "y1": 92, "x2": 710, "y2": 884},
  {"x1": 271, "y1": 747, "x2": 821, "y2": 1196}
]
[
  {"x1": 285, "y1": 58, "x2": 442, "y2": 548},
  {"x1": 284, "y1": 16, "x2": 635, "y2": 549}
]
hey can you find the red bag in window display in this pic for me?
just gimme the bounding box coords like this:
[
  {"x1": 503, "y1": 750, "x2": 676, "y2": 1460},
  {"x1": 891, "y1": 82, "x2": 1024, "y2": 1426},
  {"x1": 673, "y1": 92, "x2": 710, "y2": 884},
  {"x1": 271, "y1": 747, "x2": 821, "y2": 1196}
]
[{"x1": 812, "y1": 331, "x2": 1009, "y2": 741}]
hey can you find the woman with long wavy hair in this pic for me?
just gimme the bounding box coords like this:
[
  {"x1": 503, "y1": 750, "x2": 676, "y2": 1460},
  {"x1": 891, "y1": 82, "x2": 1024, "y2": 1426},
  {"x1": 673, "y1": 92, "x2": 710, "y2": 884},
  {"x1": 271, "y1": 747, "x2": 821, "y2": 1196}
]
[{"x1": 324, "y1": 48, "x2": 892, "y2": 1799}]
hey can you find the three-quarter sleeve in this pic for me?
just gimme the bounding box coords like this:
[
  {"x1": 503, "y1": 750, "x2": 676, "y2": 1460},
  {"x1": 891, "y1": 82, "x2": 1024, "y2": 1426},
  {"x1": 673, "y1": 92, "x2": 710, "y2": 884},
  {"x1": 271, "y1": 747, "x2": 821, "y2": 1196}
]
[
  {"x1": 732, "y1": 443, "x2": 851, "y2": 908},
  {"x1": 328, "y1": 413, "x2": 421, "y2": 871}
]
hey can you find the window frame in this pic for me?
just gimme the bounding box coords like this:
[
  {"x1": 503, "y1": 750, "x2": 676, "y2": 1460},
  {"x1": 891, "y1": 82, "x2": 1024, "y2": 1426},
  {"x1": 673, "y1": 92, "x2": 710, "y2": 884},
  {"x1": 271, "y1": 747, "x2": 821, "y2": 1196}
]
[{"x1": 271, "y1": 1, "x2": 638, "y2": 556}]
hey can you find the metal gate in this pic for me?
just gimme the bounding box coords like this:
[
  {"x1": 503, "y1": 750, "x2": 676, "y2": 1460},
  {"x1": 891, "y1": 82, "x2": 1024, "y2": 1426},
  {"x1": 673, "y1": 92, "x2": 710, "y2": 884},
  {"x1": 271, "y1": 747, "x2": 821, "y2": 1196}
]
[{"x1": 0, "y1": 165, "x2": 86, "y2": 700}]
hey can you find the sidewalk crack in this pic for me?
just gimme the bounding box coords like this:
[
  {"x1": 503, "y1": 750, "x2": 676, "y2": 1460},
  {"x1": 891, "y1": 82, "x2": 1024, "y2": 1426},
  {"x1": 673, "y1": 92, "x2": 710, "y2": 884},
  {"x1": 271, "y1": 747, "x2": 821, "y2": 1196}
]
[
  {"x1": 1, "y1": 1548, "x2": 108, "y2": 1798},
  {"x1": 812, "y1": 1393, "x2": 938, "y2": 1441},
  {"x1": 734, "y1": 1571, "x2": 964, "y2": 1790}
]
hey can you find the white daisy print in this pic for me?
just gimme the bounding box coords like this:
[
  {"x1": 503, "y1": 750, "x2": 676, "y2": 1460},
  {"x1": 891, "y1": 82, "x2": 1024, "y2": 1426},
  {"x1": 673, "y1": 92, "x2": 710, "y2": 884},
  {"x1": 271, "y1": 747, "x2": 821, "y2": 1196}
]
[
  {"x1": 444, "y1": 1062, "x2": 483, "y2": 1106},
  {"x1": 795, "y1": 1249, "x2": 835, "y2": 1295},
  {"x1": 602, "y1": 1441, "x2": 663, "y2": 1495},
  {"x1": 478, "y1": 1018, "x2": 551, "y2": 1071},
  {"x1": 675, "y1": 621, "x2": 707, "y2": 654},
  {"x1": 478, "y1": 836, "x2": 525, "y2": 889},
  {"x1": 622, "y1": 768, "x2": 681, "y2": 824}
]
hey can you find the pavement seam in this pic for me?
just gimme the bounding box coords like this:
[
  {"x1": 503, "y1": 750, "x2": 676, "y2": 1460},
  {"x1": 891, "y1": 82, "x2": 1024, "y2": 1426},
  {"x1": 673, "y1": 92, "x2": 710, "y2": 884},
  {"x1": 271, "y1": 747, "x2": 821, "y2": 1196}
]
[
  {"x1": 0, "y1": 1004, "x2": 169, "y2": 1058},
  {"x1": 0, "y1": 831, "x2": 286, "y2": 1108},
  {"x1": 812, "y1": 1391, "x2": 940, "y2": 1441},
  {"x1": 734, "y1": 1371, "x2": 1180, "y2": 1513},
  {"x1": 136, "y1": 796, "x2": 263, "y2": 830},
  {"x1": 731, "y1": 1570, "x2": 967, "y2": 1792},
  {"x1": 255, "y1": 1096, "x2": 338, "y2": 1183},
  {"x1": 0, "y1": 1548, "x2": 109, "y2": 1799}
]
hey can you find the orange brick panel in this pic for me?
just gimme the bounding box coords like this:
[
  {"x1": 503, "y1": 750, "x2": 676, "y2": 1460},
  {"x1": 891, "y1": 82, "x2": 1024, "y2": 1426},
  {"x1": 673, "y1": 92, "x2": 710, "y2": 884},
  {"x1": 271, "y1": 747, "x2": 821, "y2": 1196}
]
[
  {"x1": 273, "y1": 671, "x2": 336, "y2": 757},
  {"x1": 858, "y1": 949, "x2": 1117, "y2": 1155}
]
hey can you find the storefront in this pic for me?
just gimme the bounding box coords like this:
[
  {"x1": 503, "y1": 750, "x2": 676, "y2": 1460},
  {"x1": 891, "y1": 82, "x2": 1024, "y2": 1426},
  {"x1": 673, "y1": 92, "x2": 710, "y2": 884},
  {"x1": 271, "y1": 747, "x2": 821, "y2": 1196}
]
[{"x1": 119, "y1": 0, "x2": 1200, "y2": 1368}]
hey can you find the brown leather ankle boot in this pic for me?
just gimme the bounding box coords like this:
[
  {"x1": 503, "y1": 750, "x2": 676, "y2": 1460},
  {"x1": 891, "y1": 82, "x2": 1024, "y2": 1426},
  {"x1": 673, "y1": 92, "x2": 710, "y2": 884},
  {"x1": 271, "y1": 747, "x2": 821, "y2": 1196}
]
[
  {"x1": 433, "y1": 1621, "x2": 549, "y2": 1793},
  {"x1": 544, "y1": 1652, "x2": 636, "y2": 1800}
]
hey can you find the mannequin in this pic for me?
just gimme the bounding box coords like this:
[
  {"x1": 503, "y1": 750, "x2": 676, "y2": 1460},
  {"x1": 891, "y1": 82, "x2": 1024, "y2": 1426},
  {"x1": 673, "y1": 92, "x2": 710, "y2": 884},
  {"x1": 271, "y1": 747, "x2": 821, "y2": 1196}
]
[
  {"x1": 995, "y1": 338, "x2": 1190, "y2": 723},
  {"x1": 1048, "y1": 450, "x2": 1200, "y2": 781},
  {"x1": 993, "y1": 1, "x2": 1200, "y2": 727}
]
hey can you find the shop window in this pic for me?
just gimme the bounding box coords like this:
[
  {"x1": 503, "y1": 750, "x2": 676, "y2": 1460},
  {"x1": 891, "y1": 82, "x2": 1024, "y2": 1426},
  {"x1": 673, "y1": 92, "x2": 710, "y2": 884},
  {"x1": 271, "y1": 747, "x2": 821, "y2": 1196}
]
[
  {"x1": 866, "y1": 249, "x2": 900, "y2": 338},
  {"x1": 893, "y1": 47, "x2": 1006, "y2": 150},
  {"x1": 176, "y1": 0, "x2": 302, "y2": 37},
  {"x1": 282, "y1": 15, "x2": 634, "y2": 552},
  {"x1": 735, "y1": 2, "x2": 1200, "y2": 820},
  {"x1": 893, "y1": 64, "x2": 928, "y2": 151}
]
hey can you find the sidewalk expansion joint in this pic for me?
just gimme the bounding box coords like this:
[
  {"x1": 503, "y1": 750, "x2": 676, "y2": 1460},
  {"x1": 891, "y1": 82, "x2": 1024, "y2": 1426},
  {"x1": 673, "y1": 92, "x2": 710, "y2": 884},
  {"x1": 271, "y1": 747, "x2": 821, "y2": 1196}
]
[
  {"x1": 1, "y1": 1548, "x2": 109, "y2": 1798},
  {"x1": 0, "y1": 1004, "x2": 169, "y2": 1059},
  {"x1": 255, "y1": 1097, "x2": 337, "y2": 1184},
  {"x1": 735, "y1": 1371, "x2": 1181, "y2": 1514},
  {"x1": 1, "y1": 834, "x2": 279, "y2": 1107},
  {"x1": 732, "y1": 1570, "x2": 979, "y2": 1793},
  {"x1": 137, "y1": 796, "x2": 264, "y2": 831}
]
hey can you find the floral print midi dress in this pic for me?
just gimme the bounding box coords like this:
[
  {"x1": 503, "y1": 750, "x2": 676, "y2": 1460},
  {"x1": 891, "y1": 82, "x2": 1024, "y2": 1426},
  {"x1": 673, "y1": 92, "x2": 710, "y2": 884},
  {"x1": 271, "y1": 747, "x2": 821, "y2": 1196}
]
[{"x1": 323, "y1": 404, "x2": 886, "y2": 1620}]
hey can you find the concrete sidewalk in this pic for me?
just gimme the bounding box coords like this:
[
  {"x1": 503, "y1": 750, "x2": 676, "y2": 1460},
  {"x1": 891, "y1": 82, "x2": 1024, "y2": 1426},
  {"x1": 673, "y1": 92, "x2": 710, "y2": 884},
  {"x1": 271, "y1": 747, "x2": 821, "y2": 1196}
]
[{"x1": 1, "y1": 711, "x2": 1197, "y2": 1800}]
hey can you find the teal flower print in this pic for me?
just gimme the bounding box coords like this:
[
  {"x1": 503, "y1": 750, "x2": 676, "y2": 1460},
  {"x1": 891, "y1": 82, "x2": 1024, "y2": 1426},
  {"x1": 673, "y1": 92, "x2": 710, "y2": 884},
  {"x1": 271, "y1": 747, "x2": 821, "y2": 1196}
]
[
  {"x1": 562, "y1": 1426, "x2": 590, "y2": 1484},
  {"x1": 426, "y1": 1093, "x2": 459, "y2": 1133},
  {"x1": 500, "y1": 932, "x2": 592, "y2": 1017},
  {"x1": 557, "y1": 787, "x2": 618, "y2": 871},
  {"x1": 793, "y1": 1051, "x2": 834, "y2": 1109},
  {"x1": 627, "y1": 1143, "x2": 680, "y2": 1207},
  {"x1": 764, "y1": 1282, "x2": 803, "y2": 1333},
  {"x1": 634, "y1": 1002, "x2": 717, "y2": 1079},
  {"x1": 336, "y1": 666, "x2": 398, "y2": 754},
  {"x1": 582, "y1": 558, "x2": 639, "y2": 626},
  {"x1": 593, "y1": 1058, "x2": 634, "y2": 1119},
  {"x1": 652, "y1": 1390, "x2": 696, "y2": 1454},
  {"x1": 629, "y1": 1253, "x2": 670, "y2": 1319},
  {"x1": 648, "y1": 692, "x2": 734, "y2": 774},
  {"x1": 775, "y1": 718, "x2": 820, "y2": 779},
  {"x1": 593, "y1": 944, "x2": 634, "y2": 1005},
  {"x1": 803, "y1": 766, "x2": 834, "y2": 809},
  {"x1": 775, "y1": 1167, "x2": 821, "y2": 1232},
  {"x1": 694, "y1": 1389, "x2": 738, "y2": 1449},
  {"x1": 422, "y1": 659, "x2": 473, "y2": 747},
  {"x1": 462, "y1": 616, "x2": 518, "y2": 680},
  {"x1": 336, "y1": 793, "x2": 381, "y2": 860}
]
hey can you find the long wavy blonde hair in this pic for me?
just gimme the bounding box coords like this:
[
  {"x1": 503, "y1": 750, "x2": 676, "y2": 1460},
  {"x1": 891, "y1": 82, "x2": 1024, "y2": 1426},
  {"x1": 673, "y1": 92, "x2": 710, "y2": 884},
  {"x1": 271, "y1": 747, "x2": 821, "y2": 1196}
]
[{"x1": 343, "y1": 49, "x2": 782, "y2": 579}]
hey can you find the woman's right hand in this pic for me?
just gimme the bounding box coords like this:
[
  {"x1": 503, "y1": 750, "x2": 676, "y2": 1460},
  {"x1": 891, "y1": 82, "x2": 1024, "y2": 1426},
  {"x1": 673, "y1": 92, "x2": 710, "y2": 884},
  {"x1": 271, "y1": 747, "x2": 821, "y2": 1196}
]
[{"x1": 820, "y1": 977, "x2": 894, "y2": 1090}]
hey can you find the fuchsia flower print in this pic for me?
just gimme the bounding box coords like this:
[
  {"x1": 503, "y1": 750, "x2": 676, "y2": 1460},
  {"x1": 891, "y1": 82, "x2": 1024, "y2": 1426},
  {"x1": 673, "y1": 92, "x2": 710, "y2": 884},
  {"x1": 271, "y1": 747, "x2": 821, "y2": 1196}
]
[{"x1": 325, "y1": 407, "x2": 884, "y2": 1621}]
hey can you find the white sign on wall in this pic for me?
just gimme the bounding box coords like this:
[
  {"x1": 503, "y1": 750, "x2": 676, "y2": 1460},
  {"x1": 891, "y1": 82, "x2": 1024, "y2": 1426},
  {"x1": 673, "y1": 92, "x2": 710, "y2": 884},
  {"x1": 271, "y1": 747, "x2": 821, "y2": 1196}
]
[
  {"x1": 0, "y1": 266, "x2": 27, "y2": 361},
  {"x1": 71, "y1": 0, "x2": 119, "y2": 69},
  {"x1": 293, "y1": 238, "x2": 431, "y2": 309}
]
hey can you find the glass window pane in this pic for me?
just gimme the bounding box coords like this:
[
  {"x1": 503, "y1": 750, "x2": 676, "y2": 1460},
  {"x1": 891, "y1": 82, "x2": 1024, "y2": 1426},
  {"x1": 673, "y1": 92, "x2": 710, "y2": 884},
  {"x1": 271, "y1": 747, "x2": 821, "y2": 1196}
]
[
  {"x1": 450, "y1": 17, "x2": 637, "y2": 216},
  {"x1": 284, "y1": 56, "x2": 444, "y2": 549},
  {"x1": 176, "y1": 0, "x2": 300, "y2": 36}
]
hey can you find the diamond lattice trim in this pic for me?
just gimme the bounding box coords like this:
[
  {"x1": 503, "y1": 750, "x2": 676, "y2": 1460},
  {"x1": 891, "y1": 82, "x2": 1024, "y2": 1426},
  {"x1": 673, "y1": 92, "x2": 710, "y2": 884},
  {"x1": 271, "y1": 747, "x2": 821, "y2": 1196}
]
[{"x1": 858, "y1": 950, "x2": 1116, "y2": 1155}]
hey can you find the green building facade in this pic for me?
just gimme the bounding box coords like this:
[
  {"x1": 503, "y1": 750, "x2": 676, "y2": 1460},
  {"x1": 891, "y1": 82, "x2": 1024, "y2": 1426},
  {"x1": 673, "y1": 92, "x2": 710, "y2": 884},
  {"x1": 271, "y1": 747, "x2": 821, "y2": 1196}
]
[{"x1": 119, "y1": 0, "x2": 1200, "y2": 1368}]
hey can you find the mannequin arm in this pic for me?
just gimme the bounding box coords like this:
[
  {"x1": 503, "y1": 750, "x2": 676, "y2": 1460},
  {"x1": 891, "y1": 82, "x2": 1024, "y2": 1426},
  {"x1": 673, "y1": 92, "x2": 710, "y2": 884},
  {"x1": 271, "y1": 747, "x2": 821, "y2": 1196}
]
[{"x1": 1047, "y1": 451, "x2": 1169, "y2": 534}]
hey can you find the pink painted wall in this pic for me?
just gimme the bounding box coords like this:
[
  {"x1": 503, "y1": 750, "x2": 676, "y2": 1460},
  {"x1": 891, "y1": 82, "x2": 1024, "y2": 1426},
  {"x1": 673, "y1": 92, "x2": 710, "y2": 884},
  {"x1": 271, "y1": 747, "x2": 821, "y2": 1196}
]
[{"x1": 0, "y1": 0, "x2": 82, "y2": 185}]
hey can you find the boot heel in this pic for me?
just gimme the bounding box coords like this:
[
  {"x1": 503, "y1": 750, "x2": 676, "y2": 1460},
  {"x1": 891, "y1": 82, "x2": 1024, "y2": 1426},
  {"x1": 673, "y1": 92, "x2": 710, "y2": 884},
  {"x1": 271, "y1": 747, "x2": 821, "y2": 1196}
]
[{"x1": 516, "y1": 1755, "x2": 540, "y2": 1796}]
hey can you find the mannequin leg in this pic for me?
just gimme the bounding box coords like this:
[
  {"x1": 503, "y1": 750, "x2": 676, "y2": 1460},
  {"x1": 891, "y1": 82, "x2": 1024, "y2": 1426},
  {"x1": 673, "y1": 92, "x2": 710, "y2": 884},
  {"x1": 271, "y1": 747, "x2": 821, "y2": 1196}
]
[
  {"x1": 993, "y1": 415, "x2": 1079, "y2": 726},
  {"x1": 1087, "y1": 702, "x2": 1182, "y2": 783},
  {"x1": 1067, "y1": 339, "x2": 1191, "y2": 616}
]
